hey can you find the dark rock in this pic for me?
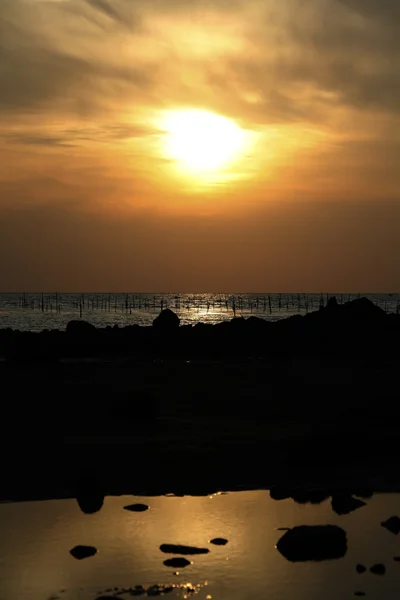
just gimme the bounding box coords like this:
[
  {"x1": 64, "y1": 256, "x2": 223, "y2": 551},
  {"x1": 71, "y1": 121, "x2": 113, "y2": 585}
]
[
  {"x1": 393, "y1": 556, "x2": 400, "y2": 561},
  {"x1": 276, "y1": 525, "x2": 347, "y2": 562},
  {"x1": 331, "y1": 494, "x2": 366, "y2": 515},
  {"x1": 70, "y1": 545, "x2": 97, "y2": 560},
  {"x1": 130, "y1": 586, "x2": 146, "y2": 595},
  {"x1": 269, "y1": 488, "x2": 291, "y2": 501},
  {"x1": 356, "y1": 564, "x2": 367, "y2": 574},
  {"x1": 370, "y1": 563, "x2": 386, "y2": 575},
  {"x1": 291, "y1": 490, "x2": 330, "y2": 505},
  {"x1": 123, "y1": 503, "x2": 149, "y2": 512},
  {"x1": 153, "y1": 309, "x2": 180, "y2": 330},
  {"x1": 326, "y1": 296, "x2": 339, "y2": 310},
  {"x1": 66, "y1": 320, "x2": 96, "y2": 335},
  {"x1": 163, "y1": 557, "x2": 191, "y2": 568},
  {"x1": 381, "y1": 516, "x2": 400, "y2": 534},
  {"x1": 209, "y1": 538, "x2": 228, "y2": 545},
  {"x1": 270, "y1": 488, "x2": 329, "y2": 504},
  {"x1": 354, "y1": 593, "x2": 366, "y2": 597},
  {"x1": 75, "y1": 474, "x2": 104, "y2": 514},
  {"x1": 342, "y1": 297, "x2": 386, "y2": 321},
  {"x1": 160, "y1": 544, "x2": 209, "y2": 555},
  {"x1": 76, "y1": 492, "x2": 104, "y2": 514}
]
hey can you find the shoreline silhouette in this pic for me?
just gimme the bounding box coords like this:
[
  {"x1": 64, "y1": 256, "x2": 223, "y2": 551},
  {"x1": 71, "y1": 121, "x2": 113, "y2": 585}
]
[{"x1": 1, "y1": 296, "x2": 400, "y2": 503}]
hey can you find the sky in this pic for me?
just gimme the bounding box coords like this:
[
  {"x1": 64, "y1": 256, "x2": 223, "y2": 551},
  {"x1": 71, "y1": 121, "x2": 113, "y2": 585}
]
[{"x1": 1, "y1": 0, "x2": 399, "y2": 292}]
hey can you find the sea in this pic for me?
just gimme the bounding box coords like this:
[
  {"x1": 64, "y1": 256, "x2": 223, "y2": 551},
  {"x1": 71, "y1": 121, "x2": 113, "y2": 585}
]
[
  {"x1": 1, "y1": 491, "x2": 400, "y2": 600},
  {"x1": 0, "y1": 292, "x2": 399, "y2": 331}
]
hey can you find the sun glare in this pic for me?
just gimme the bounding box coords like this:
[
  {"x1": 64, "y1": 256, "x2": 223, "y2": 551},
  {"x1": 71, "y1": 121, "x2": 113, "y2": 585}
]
[{"x1": 161, "y1": 109, "x2": 248, "y2": 173}]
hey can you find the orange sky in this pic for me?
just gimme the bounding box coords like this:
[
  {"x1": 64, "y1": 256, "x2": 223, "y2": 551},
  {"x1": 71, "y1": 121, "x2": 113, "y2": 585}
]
[{"x1": 1, "y1": 0, "x2": 399, "y2": 292}]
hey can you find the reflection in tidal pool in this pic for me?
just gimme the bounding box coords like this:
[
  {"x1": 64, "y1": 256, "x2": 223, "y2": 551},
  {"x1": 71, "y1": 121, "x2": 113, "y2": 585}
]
[{"x1": 1, "y1": 492, "x2": 400, "y2": 600}]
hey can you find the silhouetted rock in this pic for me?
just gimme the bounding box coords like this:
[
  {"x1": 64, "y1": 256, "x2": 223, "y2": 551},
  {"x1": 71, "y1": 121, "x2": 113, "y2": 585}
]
[
  {"x1": 147, "y1": 585, "x2": 174, "y2": 596},
  {"x1": 370, "y1": 563, "x2": 386, "y2": 575},
  {"x1": 160, "y1": 544, "x2": 209, "y2": 555},
  {"x1": 269, "y1": 488, "x2": 291, "y2": 501},
  {"x1": 210, "y1": 538, "x2": 228, "y2": 545},
  {"x1": 75, "y1": 473, "x2": 104, "y2": 514},
  {"x1": 276, "y1": 525, "x2": 347, "y2": 562},
  {"x1": 66, "y1": 320, "x2": 96, "y2": 335},
  {"x1": 270, "y1": 488, "x2": 329, "y2": 504},
  {"x1": 163, "y1": 557, "x2": 191, "y2": 568},
  {"x1": 153, "y1": 309, "x2": 180, "y2": 330},
  {"x1": 70, "y1": 545, "x2": 97, "y2": 560},
  {"x1": 381, "y1": 516, "x2": 400, "y2": 534},
  {"x1": 124, "y1": 503, "x2": 149, "y2": 512},
  {"x1": 342, "y1": 297, "x2": 386, "y2": 321},
  {"x1": 326, "y1": 296, "x2": 339, "y2": 310},
  {"x1": 393, "y1": 556, "x2": 400, "y2": 561},
  {"x1": 356, "y1": 564, "x2": 367, "y2": 574},
  {"x1": 127, "y1": 586, "x2": 146, "y2": 595},
  {"x1": 331, "y1": 494, "x2": 366, "y2": 515},
  {"x1": 354, "y1": 592, "x2": 366, "y2": 597},
  {"x1": 291, "y1": 490, "x2": 330, "y2": 504}
]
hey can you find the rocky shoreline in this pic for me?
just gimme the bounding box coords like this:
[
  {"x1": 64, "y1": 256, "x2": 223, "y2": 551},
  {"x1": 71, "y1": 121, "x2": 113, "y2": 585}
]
[
  {"x1": 2, "y1": 296, "x2": 400, "y2": 502},
  {"x1": 1, "y1": 296, "x2": 400, "y2": 362}
]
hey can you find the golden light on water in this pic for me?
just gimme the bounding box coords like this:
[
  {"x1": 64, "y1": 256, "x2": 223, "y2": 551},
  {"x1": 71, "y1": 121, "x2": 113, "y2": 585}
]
[{"x1": 161, "y1": 109, "x2": 251, "y2": 174}]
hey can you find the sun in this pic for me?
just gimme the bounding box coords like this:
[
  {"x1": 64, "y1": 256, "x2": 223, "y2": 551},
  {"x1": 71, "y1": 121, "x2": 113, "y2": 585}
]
[{"x1": 161, "y1": 109, "x2": 248, "y2": 173}]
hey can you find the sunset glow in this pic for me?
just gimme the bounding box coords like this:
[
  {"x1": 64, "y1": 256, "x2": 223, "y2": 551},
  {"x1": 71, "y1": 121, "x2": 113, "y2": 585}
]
[
  {"x1": 161, "y1": 110, "x2": 249, "y2": 173},
  {"x1": 1, "y1": 0, "x2": 399, "y2": 291}
]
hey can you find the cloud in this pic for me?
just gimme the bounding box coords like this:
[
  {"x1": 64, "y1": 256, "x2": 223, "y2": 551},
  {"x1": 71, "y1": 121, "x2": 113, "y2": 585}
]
[
  {"x1": 340, "y1": 0, "x2": 400, "y2": 23},
  {"x1": 218, "y1": 0, "x2": 400, "y2": 122},
  {"x1": 0, "y1": 0, "x2": 153, "y2": 117},
  {"x1": 2, "y1": 0, "x2": 400, "y2": 126},
  {"x1": 84, "y1": 0, "x2": 135, "y2": 29}
]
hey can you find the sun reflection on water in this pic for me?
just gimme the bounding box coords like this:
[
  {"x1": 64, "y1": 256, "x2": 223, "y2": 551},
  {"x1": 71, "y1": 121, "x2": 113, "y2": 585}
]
[{"x1": 1, "y1": 492, "x2": 400, "y2": 600}]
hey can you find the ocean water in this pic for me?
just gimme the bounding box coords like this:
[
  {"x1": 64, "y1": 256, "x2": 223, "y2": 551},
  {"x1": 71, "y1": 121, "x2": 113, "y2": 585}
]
[
  {"x1": 1, "y1": 491, "x2": 400, "y2": 600},
  {"x1": 0, "y1": 293, "x2": 398, "y2": 332}
]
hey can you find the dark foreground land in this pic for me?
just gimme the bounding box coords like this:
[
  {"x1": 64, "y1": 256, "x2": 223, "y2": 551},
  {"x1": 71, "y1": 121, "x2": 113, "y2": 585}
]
[{"x1": 2, "y1": 296, "x2": 400, "y2": 502}]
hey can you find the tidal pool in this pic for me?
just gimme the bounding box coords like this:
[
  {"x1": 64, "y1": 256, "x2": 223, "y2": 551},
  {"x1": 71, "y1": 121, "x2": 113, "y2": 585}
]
[{"x1": 1, "y1": 491, "x2": 400, "y2": 600}]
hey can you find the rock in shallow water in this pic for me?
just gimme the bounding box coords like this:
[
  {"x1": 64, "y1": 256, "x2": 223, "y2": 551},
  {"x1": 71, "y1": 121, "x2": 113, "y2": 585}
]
[
  {"x1": 209, "y1": 538, "x2": 228, "y2": 546},
  {"x1": 381, "y1": 516, "x2": 400, "y2": 535},
  {"x1": 70, "y1": 545, "x2": 97, "y2": 560},
  {"x1": 276, "y1": 525, "x2": 347, "y2": 562},
  {"x1": 160, "y1": 544, "x2": 209, "y2": 555},
  {"x1": 356, "y1": 564, "x2": 367, "y2": 574},
  {"x1": 153, "y1": 309, "x2": 180, "y2": 329},
  {"x1": 331, "y1": 494, "x2": 366, "y2": 515},
  {"x1": 123, "y1": 503, "x2": 149, "y2": 512},
  {"x1": 370, "y1": 564, "x2": 386, "y2": 575},
  {"x1": 163, "y1": 558, "x2": 191, "y2": 568}
]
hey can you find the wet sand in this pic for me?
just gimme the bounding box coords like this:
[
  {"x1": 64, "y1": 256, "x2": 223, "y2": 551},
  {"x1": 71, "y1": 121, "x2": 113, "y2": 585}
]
[{"x1": 2, "y1": 354, "x2": 400, "y2": 502}]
